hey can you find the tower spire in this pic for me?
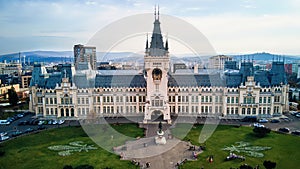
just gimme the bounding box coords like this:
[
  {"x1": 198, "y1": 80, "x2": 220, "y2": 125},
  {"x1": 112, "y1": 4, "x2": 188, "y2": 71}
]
[
  {"x1": 146, "y1": 33, "x2": 149, "y2": 49},
  {"x1": 154, "y1": 5, "x2": 156, "y2": 20},
  {"x1": 157, "y1": 5, "x2": 160, "y2": 20},
  {"x1": 165, "y1": 34, "x2": 168, "y2": 51}
]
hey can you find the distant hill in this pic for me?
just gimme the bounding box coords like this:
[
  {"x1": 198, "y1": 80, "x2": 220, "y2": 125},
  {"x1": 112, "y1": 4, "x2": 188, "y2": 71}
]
[
  {"x1": 231, "y1": 52, "x2": 299, "y2": 62},
  {"x1": 0, "y1": 51, "x2": 299, "y2": 64},
  {"x1": 0, "y1": 51, "x2": 73, "y2": 63}
]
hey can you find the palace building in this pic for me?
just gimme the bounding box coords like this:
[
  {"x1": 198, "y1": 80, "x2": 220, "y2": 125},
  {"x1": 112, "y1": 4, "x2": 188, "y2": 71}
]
[{"x1": 29, "y1": 11, "x2": 289, "y2": 124}]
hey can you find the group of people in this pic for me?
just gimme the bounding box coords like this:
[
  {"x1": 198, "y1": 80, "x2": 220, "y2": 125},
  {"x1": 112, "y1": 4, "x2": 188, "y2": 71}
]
[{"x1": 131, "y1": 160, "x2": 151, "y2": 169}]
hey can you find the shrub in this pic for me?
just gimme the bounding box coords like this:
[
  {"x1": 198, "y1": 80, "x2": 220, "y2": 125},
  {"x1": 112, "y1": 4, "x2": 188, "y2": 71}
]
[
  {"x1": 240, "y1": 164, "x2": 253, "y2": 169},
  {"x1": 253, "y1": 127, "x2": 271, "y2": 137},
  {"x1": 63, "y1": 165, "x2": 73, "y2": 169},
  {"x1": 263, "y1": 160, "x2": 276, "y2": 169}
]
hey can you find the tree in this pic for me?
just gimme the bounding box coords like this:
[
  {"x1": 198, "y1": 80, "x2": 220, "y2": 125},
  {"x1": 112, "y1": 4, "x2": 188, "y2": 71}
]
[
  {"x1": 263, "y1": 160, "x2": 276, "y2": 169},
  {"x1": 8, "y1": 86, "x2": 19, "y2": 106},
  {"x1": 253, "y1": 127, "x2": 271, "y2": 137},
  {"x1": 240, "y1": 164, "x2": 253, "y2": 169}
]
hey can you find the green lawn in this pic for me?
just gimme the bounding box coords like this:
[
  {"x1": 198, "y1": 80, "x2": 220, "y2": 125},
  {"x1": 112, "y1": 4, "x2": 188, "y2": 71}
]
[
  {"x1": 0, "y1": 124, "x2": 144, "y2": 169},
  {"x1": 1, "y1": 124, "x2": 299, "y2": 169},
  {"x1": 173, "y1": 124, "x2": 300, "y2": 169}
]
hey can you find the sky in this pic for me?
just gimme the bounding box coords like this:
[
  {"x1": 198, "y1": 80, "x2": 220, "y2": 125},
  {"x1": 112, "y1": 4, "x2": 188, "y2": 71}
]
[{"x1": 0, "y1": 0, "x2": 300, "y2": 55}]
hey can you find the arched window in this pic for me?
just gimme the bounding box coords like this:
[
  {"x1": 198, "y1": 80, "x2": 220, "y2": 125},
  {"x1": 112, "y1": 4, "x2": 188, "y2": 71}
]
[
  {"x1": 71, "y1": 108, "x2": 74, "y2": 116},
  {"x1": 152, "y1": 68, "x2": 162, "y2": 80},
  {"x1": 61, "y1": 108, "x2": 64, "y2": 117},
  {"x1": 66, "y1": 109, "x2": 69, "y2": 117}
]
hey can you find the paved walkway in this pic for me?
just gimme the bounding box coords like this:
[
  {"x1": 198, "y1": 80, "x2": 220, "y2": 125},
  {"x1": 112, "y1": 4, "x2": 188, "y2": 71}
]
[{"x1": 114, "y1": 123, "x2": 202, "y2": 169}]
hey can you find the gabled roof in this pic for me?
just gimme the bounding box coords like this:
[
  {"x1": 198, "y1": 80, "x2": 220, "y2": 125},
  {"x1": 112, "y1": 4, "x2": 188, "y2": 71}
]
[
  {"x1": 225, "y1": 72, "x2": 242, "y2": 87},
  {"x1": 95, "y1": 74, "x2": 146, "y2": 88},
  {"x1": 45, "y1": 74, "x2": 61, "y2": 89},
  {"x1": 254, "y1": 71, "x2": 270, "y2": 87},
  {"x1": 168, "y1": 74, "x2": 225, "y2": 87},
  {"x1": 74, "y1": 74, "x2": 90, "y2": 88}
]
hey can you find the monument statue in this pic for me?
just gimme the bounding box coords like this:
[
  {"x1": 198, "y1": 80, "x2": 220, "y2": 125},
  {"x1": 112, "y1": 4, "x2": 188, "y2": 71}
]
[{"x1": 155, "y1": 121, "x2": 166, "y2": 145}]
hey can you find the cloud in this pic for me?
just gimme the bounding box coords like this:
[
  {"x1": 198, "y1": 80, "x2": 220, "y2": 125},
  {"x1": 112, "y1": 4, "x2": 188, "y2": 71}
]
[
  {"x1": 184, "y1": 13, "x2": 300, "y2": 54},
  {"x1": 0, "y1": 0, "x2": 299, "y2": 55}
]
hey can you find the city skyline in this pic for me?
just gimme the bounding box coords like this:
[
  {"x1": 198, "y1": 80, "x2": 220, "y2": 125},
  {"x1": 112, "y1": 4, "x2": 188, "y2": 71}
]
[{"x1": 0, "y1": 0, "x2": 300, "y2": 55}]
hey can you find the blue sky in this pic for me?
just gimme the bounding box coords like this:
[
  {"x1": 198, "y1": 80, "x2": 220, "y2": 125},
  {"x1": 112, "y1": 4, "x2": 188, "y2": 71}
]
[{"x1": 0, "y1": 0, "x2": 299, "y2": 55}]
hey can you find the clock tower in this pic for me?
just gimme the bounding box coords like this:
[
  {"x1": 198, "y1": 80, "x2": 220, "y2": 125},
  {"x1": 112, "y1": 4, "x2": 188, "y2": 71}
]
[{"x1": 144, "y1": 7, "x2": 171, "y2": 124}]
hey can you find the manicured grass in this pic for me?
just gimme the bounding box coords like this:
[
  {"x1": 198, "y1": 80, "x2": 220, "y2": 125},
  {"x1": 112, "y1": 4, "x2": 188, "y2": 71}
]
[
  {"x1": 0, "y1": 124, "x2": 144, "y2": 169},
  {"x1": 1, "y1": 123, "x2": 299, "y2": 169},
  {"x1": 173, "y1": 124, "x2": 300, "y2": 169}
]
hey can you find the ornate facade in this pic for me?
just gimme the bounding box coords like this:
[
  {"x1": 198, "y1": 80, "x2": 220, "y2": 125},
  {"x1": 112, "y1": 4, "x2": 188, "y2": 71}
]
[{"x1": 29, "y1": 12, "x2": 289, "y2": 123}]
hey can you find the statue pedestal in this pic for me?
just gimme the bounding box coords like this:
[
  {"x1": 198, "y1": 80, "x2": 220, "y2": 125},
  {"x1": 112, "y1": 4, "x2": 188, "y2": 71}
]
[{"x1": 155, "y1": 131, "x2": 166, "y2": 145}]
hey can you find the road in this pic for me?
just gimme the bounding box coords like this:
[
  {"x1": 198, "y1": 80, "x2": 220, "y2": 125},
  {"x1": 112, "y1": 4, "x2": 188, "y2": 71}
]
[{"x1": 1, "y1": 113, "x2": 299, "y2": 141}]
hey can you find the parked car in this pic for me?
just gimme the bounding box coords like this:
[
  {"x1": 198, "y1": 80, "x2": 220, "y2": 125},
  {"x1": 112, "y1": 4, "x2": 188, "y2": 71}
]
[
  {"x1": 12, "y1": 130, "x2": 23, "y2": 137},
  {"x1": 38, "y1": 121, "x2": 44, "y2": 125},
  {"x1": 259, "y1": 118, "x2": 268, "y2": 123},
  {"x1": 58, "y1": 120, "x2": 65, "y2": 125},
  {"x1": 6, "y1": 117, "x2": 16, "y2": 123},
  {"x1": 37, "y1": 125, "x2": 46, "y2": 130},
  {"x1": 30, "y1": 119, "x2": 39, "y2": 125},
  {"x1": 291, "y1": 130, "x2": 300, "y2": 136},
  {"x1": 47, "y1": 120, "x2": 53, "y2": 125},
  {"x1": 0, "y1": 135, "x2": 9, "y2": 141},
  {"x1": 52, "y1": 120, "x2": 58, "y2": 125},
  {"x1": 17, "y1": 113, "x2": 24, "y2": 118},
  {"x1": 241, "y1": 116, "x2": 257, "y2": 122},
  {"x1": 0, "y1": 120, "x2": 10, "y2": 125},
  {"x1": 295, "y1": 113, "x2": 300, "y2": 118},
  {"x1": 270, "y1": 119, "x2": 280, "y2": 123},
  {"x1": 24, "y1": 128, "x2": 35, "y2": 133},
  {"x1": 0, "y1": 132, "x2": 8, "y2": 137},
  {"x1": 290, "y1": 111, "x2": 298, "y2": 116},
  {"x1": 252, "y1": 123, "x2": 265, "y2": 128},
  {"x1": 278, "y1": 127, "x2": 290, "y2": 133}
]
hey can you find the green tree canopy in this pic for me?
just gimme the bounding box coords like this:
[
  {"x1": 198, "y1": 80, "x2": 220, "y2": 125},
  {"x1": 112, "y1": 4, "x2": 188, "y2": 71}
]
[{"x1": 8, "y1": 86, "x2": 19, "y2": 106}]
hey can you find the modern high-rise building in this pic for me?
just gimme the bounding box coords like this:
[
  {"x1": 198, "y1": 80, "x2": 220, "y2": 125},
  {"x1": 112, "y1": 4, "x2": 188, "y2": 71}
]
[
  {"x1": 209, "y1": 55, "x2": 233, "y2": 69},
  {"x1": 74, "y1": 44, "x2": 96, "y2": 70}
]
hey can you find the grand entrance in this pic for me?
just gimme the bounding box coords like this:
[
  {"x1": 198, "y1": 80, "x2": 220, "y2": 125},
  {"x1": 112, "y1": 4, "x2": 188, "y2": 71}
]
[{"x1": 151, "y1": 110, "x2": 164, "y2": 122}]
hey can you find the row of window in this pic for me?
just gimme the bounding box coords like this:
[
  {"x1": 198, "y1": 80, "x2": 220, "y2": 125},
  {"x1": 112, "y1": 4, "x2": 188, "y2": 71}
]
[
  {"x1": 41, "y1": 105, "x2": 281, "y2": 115},
  {"x1": 39, "y1": 95, "x2": 280, "y2": 106},
  {"x1": 259, "y1": 97, "x2": 271, "y2": 104},
  {"x1": 94, "y1": 96, "x2": 146, "y2": 103},
  {"x1": 227, "y1": 97, "x2": 239, "y2": 104},
  {"x1": 168, "y1": 88, "x2": 225, "y2": 92},
  {"x1": 240, "y1": 107, "x2": 273, "y2": 115}
]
